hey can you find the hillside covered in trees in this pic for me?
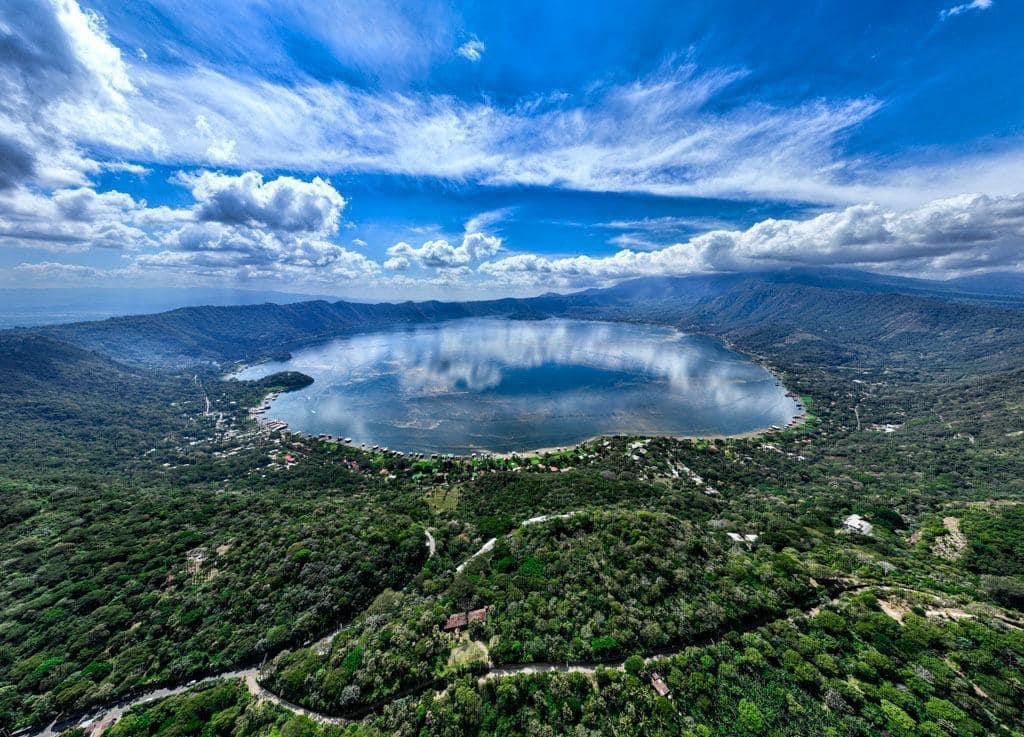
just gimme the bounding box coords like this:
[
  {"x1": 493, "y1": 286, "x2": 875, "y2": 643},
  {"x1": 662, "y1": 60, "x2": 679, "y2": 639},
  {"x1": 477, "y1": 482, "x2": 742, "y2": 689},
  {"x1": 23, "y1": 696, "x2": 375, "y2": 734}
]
[
  {"x1": 34, "y1": 270, "x2": 1024, "y2": 372},
  {"x1": 1, "y1": 270, "x2": 1022, "y2": 736}
]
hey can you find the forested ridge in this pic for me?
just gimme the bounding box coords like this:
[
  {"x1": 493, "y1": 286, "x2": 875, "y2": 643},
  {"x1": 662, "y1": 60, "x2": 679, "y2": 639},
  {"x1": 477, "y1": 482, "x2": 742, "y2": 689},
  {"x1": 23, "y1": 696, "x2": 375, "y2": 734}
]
[
  {"x1": 34, "y1": 270, "x2": 1024, "y2": 371},
  {"x1": 1, "y1": 270, "x2": 1022, "y2": 736}
]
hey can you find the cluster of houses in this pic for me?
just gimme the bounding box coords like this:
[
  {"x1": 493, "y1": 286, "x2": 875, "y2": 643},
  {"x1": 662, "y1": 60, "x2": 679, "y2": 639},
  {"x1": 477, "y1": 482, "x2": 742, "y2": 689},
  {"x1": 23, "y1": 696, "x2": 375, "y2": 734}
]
[
  {"x1": 870, "y1": 422, "x2": 903, "y2": 433},
  {"x1": 674, "y1": 461, "x2": 722, "y2": 495},
  {"x1": 784, "y1": 391, "x2": 805, "y2": 428},
  {"x1": 248, "y1": 391, "x2": 281, "y2": 418},
  {"x1": 270, "y1": 451, "x2": 298, "y2": 468},
  {"x1": 316, "y1": 433, "x2": 353, "y2": 443},
  {"x1": 759, "y1": 442, "x2": 808, "y2": 462}
]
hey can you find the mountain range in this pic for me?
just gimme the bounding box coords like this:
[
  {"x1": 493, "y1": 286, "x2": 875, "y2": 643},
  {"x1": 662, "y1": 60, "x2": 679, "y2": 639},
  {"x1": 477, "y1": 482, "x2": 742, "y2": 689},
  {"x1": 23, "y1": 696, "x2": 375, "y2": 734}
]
[{"x1": 10, "y1": 269, "x2": 1018, "y2": 376}]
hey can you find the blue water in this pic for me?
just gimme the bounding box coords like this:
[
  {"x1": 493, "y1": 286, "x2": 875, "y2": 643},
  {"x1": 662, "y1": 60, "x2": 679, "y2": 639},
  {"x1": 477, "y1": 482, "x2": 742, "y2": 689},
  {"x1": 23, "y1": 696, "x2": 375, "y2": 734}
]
[{"x1": 235, "y1": 318, "x2": 798, "y2": 454}]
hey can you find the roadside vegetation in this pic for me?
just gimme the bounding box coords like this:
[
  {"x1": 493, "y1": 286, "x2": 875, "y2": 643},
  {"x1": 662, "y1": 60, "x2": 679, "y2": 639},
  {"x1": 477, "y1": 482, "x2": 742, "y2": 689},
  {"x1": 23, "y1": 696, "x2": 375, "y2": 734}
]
[{"x1": 264, "y1": 510, "x2": 818, "y2": 716}]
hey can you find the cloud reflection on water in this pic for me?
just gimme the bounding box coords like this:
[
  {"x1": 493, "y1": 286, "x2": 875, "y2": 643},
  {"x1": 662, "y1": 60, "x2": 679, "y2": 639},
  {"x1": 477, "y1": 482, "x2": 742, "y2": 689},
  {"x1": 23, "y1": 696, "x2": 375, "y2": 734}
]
[{"x1": 237, "y1": 319, "x2": 797, "y2": 453}]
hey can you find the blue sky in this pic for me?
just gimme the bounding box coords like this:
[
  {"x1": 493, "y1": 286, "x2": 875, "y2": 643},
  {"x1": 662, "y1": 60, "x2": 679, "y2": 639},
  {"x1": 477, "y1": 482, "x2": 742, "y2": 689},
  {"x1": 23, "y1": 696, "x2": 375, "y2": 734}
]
[{"x1": 0, "y1": 0, "x2": 1022, "y2": 299}]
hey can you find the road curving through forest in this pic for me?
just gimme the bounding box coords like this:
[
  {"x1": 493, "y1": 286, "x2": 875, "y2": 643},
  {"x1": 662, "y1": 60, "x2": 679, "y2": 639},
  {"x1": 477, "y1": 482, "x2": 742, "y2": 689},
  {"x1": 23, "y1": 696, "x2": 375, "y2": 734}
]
[
  {"x1": 32, "y1": 515, "x2": 1021, "y2": 737},
  {"x1": 36, "y1": 583, "x2": 865, "y2": 736}
]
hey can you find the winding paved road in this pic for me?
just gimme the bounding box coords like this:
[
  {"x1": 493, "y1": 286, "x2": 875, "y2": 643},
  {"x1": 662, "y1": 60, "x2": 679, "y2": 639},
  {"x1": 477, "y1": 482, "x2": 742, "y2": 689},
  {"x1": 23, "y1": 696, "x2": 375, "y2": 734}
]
[
  {"x1": 37, "y1": 586, "x2": 854, "y2": 737},
  {"x1": 38, "y1": 669, "x2": 258, "y2": 737},
  {"x1": 33, "y1": 516, "x2": 1022, "y2": 737},
  {"x1": 243, "y1": 673, "x2": 348, "y2": 726},
  {"x1": 455, "y1": 537, "x2": 495, "y2": 572}
]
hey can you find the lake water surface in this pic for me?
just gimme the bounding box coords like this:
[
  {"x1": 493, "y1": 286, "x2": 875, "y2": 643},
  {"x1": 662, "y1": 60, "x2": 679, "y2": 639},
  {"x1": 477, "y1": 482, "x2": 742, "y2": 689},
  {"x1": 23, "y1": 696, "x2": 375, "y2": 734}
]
[{"x1": 235, "y1": 318, "x2": 799, "y2": 454}]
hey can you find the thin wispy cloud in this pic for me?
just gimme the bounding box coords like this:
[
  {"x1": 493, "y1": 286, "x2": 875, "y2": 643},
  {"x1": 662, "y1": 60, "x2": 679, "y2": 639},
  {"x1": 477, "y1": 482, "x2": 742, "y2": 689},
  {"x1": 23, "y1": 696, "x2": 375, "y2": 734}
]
[
  {"x1": 601, "y1": 216, "x2": 734, "y2": 232},
  {"x1": 98, "y1": 0, "x2": 456, "y2": 80},
  {"x1": 4, "y1": 0, "x2": 1021, "y2": 210},
  {"x1": 940, "y1": 0, "x2": 993, "y2": 20},
  {"x1": 464, "y1": 208, "x2": 513, "y2": 234},
  {"x1": 457, "y1": 37, "x2": 485, "y2": 62},
  {"x1": 607, "y1": 233, "x2": 667, "y2": 251},
  {"x1": 127, "y1": 64, "x2": 897, "y2": 205},
  {"x1": 0, "y1": 0, "x2": 1021, "y2": 295}
]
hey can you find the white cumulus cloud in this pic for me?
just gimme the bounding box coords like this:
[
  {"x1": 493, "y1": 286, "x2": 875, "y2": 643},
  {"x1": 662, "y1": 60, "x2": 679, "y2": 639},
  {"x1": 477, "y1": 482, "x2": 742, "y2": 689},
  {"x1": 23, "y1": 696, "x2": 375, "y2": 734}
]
[
  {"x1": 0, "y1": 169, "x2": 374, "y2": 286},
  {"x1": 179, "y1": 170, "x2": 346, "y2": 235},
  {"x1": 480, "y1": 193, "x2": 1024, "y2": 287},
  {"x1": 386, "y1": 231, "x2": 502, "y2": 270}
]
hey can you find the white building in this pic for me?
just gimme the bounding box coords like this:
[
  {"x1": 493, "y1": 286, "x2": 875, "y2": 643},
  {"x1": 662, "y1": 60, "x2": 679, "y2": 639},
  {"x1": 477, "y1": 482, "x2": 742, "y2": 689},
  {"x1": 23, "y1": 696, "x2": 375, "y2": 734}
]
[{"x1": 842, "y1": 514, "x2": 874, "y2": 536}]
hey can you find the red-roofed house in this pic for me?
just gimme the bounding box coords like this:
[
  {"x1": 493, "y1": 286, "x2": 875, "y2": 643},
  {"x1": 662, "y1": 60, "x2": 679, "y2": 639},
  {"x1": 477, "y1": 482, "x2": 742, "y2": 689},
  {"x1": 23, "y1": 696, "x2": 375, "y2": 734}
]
[{"x1": 443, "y1": 612, "x2": 468, "y2": 631}]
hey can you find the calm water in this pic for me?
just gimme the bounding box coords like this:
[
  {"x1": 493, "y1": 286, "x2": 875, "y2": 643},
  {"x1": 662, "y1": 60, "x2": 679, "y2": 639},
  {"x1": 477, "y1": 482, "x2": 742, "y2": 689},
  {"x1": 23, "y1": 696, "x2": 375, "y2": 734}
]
[{"x1": 235, "y1": 318, "x2": 798, "y2": 454}]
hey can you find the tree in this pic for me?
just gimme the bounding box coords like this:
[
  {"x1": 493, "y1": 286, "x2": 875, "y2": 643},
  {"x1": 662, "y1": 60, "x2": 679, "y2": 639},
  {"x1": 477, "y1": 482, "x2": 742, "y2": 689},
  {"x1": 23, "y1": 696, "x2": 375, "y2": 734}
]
[
  {"x1": 737, "y1": 698, "x2": 766, "y2": 735},
  {"x1": 880, "y1": 699, "x2": 916, "y2": 737}
]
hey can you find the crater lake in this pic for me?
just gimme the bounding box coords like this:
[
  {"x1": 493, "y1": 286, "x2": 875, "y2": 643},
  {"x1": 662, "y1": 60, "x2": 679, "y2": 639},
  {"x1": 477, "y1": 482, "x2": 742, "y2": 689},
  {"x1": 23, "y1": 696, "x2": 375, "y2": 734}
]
[{"x1": 235, "y1": 318, "x2": 801, "y2": 455}]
